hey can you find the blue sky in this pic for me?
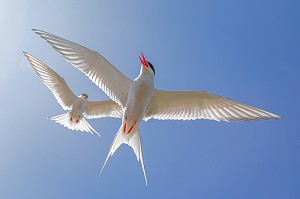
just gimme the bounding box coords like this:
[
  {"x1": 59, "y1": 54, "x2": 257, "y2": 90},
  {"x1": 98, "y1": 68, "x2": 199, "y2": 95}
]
[{"x1": 0, "y1": 0, "x2": 299, "y2": 198}]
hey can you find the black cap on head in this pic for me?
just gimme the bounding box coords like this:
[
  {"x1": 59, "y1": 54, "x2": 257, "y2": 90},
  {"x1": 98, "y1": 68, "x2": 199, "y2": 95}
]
[
  {"x1": 147, "y1": 61, "x2": 155, "y2": 75},
  {"x1": 82, "y1": 94, "x2": 88, "y2": 99}
]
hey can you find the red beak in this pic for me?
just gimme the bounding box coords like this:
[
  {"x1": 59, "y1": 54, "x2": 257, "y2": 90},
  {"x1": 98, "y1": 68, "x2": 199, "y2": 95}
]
[{"x1": 139, "y1": 52, "x2": 148, "y2": 67}]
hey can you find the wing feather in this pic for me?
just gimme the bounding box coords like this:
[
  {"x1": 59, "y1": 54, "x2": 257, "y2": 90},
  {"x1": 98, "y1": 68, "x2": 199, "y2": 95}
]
[
  {"x1": 145, "y1": 90, "x2": 280, "y2": 121},
  {"x1": 33, "y1": 29, "x2": 132, "y2": 108},
  {"x1": 24, "y1": 52, "x2": 77, "y2": 110},
  {"x1": 85, "y1": 100, "x2": 123, "y2": 119}
]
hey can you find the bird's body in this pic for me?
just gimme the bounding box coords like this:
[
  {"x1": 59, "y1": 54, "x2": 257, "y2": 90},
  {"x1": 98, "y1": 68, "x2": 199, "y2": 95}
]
[
  {"x1": 24, "y1": 52, "x2": 123, "y2": 136},
  {"x1": 124, "y1": 66, "x2": 155, "y2": 134},
  {"x1": 70, "y1": 96, "x2": 88, "y2": 123},
  {"x1": 48, "y1": 94, "x2": 94, "y2": 133},
  {"x1": 33, "y1": 29, "x2": 281, "y2": 185},
  {"x1": 100, "y1": 63, "x2": 156, "y2": 184}
]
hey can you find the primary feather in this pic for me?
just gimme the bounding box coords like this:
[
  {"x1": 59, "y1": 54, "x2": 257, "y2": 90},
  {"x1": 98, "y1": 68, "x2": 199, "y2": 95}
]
[
  {"x1": 24, "y1": 52, "x2": 123, "y2": 136},
  {"x1": 33, "y1": 29, "x2": 132, "y2": 108},
  {"x1": 145, "y1": 90, "x2": 280, "y2": 121},
  {"x1": 33, "y1": 29, "x2": 281, "y2": 186}
]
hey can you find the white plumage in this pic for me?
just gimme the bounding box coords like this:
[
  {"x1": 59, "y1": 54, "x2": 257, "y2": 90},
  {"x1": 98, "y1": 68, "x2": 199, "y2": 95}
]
[
  {"x1": 32, "y1": 29, "x2": 131, "y2": 108},
  {"x1": 144, "y1": 90, "x2": 279, "y2": 121},
  {"x1": 33, "y1": 29, "x2": 280, "y2": 185},
  {"x1": 24, "y1": 52, "x2": 122, "y2": 137}
]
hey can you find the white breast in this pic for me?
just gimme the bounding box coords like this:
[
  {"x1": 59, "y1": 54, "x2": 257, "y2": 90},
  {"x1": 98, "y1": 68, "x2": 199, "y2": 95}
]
[
  {"x1": 125, "y1": 76, "x2": 155, "y2": 121},
  {"x1": 71, "y1": 98, "x2": 87, "y2": 116}
]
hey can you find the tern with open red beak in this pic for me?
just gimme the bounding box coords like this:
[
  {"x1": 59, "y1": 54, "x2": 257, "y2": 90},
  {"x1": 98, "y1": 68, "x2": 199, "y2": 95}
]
[{"x1": 33, "y1": 29, "x2": 280, "y2": 185}]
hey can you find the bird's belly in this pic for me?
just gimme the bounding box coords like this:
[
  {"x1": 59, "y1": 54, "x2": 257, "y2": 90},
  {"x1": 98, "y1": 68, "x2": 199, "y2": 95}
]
[
  {"x1": 123, "y1": 100, "x2": 146, "y2": 134},
  {"x1": 122, "y1": 78, "x2": 154, "y2": 134},
  {"x1": 125, "y1": 87, "x2": 153, "y2": 121},
  {"x1": 71, "y1": 101, "x2": 85, "y2": 116},
  {"x1": 125, "y1": 103, "x2": 146, "y2": 121}
]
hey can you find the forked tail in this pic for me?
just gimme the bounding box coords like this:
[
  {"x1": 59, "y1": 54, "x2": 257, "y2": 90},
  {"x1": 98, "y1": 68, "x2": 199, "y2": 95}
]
[
  {"x1": 100, "y1": 125, "x2": 147, "y2": 185},
  {"x1": 48, "y1": 112, "x2": 100, "y2": 137}
]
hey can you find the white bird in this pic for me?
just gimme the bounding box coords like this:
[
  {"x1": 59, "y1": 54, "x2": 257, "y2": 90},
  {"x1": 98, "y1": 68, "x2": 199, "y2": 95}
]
[
  {"x1": 24, "y1": 52, "x2": 122, "y2": 137},
  {"x1": 33, "y1": 29, "x2": 281, "y2": 185}
]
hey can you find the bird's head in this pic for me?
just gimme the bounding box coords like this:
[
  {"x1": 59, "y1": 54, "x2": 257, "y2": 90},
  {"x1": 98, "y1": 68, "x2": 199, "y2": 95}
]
[
  {"x1": 139, "y1": 52, "x2": 155, "y2": 77},
  {"x1": 80, "y1": 93, "x2": 88, "y2": 99}
]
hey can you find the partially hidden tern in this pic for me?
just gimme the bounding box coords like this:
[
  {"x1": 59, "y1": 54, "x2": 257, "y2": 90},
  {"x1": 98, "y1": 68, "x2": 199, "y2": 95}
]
[{"x1": 24, "y1": 52, "x2": 122, "y2": 136}]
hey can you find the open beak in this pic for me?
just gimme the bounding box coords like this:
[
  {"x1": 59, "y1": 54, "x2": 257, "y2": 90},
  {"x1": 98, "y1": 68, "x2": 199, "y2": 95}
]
[{"x1": 139, "y1": 52, "x2": 148, "y2": 67}]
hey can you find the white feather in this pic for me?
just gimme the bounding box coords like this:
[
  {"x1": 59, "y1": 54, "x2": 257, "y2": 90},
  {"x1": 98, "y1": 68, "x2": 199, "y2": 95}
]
[
  {"x1": 32, "y1": 29, "x2": 281, "y2": 186},
  {"x1": 85, "y1": 100, "x2": 123, "y2": 119},
  {"x1": 24, "y1": 52, "x2": 77, "y2": 110},
  {"x1": 145, "y1": 90, "x2": 281, "y2": 121},
  {"x1": 33, "y1": 29, "x2": 132, "y2": 108},
  {"x1": 100, "y1": 125, "x2": 147, "y2": 185},
  {"x1": 24, "y1": 52, "x2": 123, "y2": 135},
  {"x1": 48, "y1": 112, "x2": 100, "y2": 136}
]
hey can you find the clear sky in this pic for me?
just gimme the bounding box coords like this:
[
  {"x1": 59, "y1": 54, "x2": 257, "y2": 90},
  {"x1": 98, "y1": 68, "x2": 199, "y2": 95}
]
[{"x1": 0, "y1": 0, "x2": 299, "y2": 198}]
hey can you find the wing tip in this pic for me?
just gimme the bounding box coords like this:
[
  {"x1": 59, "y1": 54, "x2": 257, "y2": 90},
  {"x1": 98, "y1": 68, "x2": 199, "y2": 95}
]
[
  {"x1": 23, "y1": 51, "x2": 32, "y2": 59},
  {"x1": 32, "y1": 28, "x2": 42, "y2": 34}
]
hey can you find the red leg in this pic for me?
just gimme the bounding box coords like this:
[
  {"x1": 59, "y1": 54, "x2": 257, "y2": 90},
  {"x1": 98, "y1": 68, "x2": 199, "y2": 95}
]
[
  {"x1": 123, "y1": 116, "x2": 127, "y2": 133},
  {"x1": 127, "y1": 121, "x2": 137, "y2": 134},
  {"x1": 76, "y1": 116, "x2": 80, "y2": 123}
]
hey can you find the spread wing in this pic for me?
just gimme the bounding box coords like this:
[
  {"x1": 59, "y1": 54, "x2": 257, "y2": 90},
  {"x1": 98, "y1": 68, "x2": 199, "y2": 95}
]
[
  {"x1": 24, "y1": 52, "x2": 77, "y2": 110},
  {"x1": 33, "y1": 29, "x2": 132, "y2": 108},
  {"x1": 145, "y1": 90, "x2": 280, "y2": 121},
  {"x1": 85, "y1": 100, "x2": 123, "y2": 119}
]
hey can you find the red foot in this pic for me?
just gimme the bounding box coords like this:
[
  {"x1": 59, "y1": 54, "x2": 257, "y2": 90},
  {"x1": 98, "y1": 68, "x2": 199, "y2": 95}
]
[
  {"x1": 127, "y1": 121, "x2": 137, "y2": 134},
  {"x1": 123, "y1": 122, "x2": 127, "y2": 133},
  {"x1": 123, "y1": 116, "x2": 127, "y2": 133}
]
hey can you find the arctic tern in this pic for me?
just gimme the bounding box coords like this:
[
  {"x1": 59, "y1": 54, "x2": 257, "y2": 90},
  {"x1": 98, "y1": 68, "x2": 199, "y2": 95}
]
[
  {"x1": 24, "y1": 52, "x2": 122, "y2": 136},
  {"x1": 33, "y1": 29, "x2": 280, "y2": 185}
]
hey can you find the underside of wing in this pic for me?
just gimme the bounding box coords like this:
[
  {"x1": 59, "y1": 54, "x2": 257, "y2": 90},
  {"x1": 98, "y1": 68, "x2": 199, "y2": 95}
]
[
  {"x1": 24, "y1": 52, "x2": 77, "y2": 110},
  {"x1": 144, "y1": 90, "x2": 281, "y2": 122},
  {"x1": 85, "y1": 100, "x2": 123, "y2": 119},
  {"x1": 33, "y1": 29, "x2": 131, "y2": 108}
]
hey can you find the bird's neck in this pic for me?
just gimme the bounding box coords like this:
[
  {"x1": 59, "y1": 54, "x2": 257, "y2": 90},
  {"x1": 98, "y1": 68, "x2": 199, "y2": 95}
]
[{"x1": 137, "y1": 66, "x2": 154, "y2": 79}]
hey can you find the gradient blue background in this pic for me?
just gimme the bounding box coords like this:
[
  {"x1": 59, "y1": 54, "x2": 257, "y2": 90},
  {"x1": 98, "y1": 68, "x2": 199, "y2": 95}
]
[{"x1": 1, "y1": 0, "x2": 299, "y2": 198}]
